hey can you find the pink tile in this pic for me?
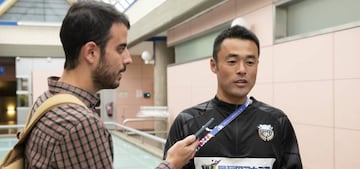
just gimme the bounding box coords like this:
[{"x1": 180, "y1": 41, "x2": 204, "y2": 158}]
[
  {"x1": 167, "y1": 62, "x2": 194, "y2": 87},
  {"x1": 118, "y1": 77, "x2": 142, "y2": 89},
  {"x1": 250, "y1": 83, "x2": 273, "y2": 105},
  {"x1": 141, "y1": 78, "x2": 154, "y2": 88},
  {"x1": 142, "y1": 64, "x2": 154, "y2": 78},
  {"x1": 244, "y1": 5, "x2": 273, "y2": 46},
  {"x1": 334, "y1": 79, "x2": 360, "y2": 130},
  {"x1": 235, "y1": 0, "x2": 272, "y2": 17},
  {"x1": 335, "y1": 129, "x2": 360, "y2": 169},
  {"x1": 273, "y1": 34, "x2": 333, "y2": 82},
  {"x1": 168, "y1": 59, "x2": 216, "y2": 125},
  {"x1": 257, "y1": 46, "x2": 273, "y2": 83},
  {"x1": 274, "y1": 81, "x2": 333, "y2": 127},
  {"x1": 125, "y1": 64, "x2": 142, "y2": 78},
  {"x1": 295, "y1": 124, "x2": 334, "y2": 169},
  {"x1": 334, "y1": 27, "x2": 360, "y2": 79},
  {"x1": 116, "y1": 105, "x2": 138, "y2": 122},
  {"x1": 117, "y1": 90, "x2": 141, "y2": 105},
  {"x1": 32, "y1": 70, "x2": 62, "y2": 101},
  {"x1": 190, "y1": 59, "x2": 217, "y2": 87},
  {"x1": 130, "y1": 55, "x2": 143, "y2": 65},
  {"x1": 191, "y1": 86, "x2": 215, "y2": 105},
  {"x1": 167, "y1": 86, "x2": 192, "y2": 124}
]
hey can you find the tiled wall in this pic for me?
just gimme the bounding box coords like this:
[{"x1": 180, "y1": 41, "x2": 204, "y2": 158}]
[
  {"x1": 116, "y1": 55, "x2": 155, "y2": 129},
  {"x1": 167, "y1": 1, "x2": 360, "y2": 168}
]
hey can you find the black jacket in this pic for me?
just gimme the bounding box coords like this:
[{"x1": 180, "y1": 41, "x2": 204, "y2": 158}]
[{"x1": 164, "y1": 96, "x2": 302, "y2": 169}]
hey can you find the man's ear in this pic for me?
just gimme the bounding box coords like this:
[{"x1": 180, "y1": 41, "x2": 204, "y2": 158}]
[
  {"x1": 81, "y1": 41, "x2": 98, "y2": 64},
  {"x1": 210, "y1": 58, "x2": 217, "y2": 73}
]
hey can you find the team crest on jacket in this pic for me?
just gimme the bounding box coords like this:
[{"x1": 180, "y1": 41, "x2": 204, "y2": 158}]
[{"x1": 258, "y1": 124, "x2": 274, "y2": 141}]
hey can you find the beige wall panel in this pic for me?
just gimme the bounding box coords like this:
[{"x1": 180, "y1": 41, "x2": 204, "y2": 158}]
[
  {"x1": 249, "y1": 83, "x2": 274, "y2": 105},
  {"x1": 167, "y1": 59, "x2": 216, "y2": 127},
  {"x1": 334, "y1": 27, "x2": 360, "y2": 79},
  {"x1": 245, "y1": 5, "x2": 273, "y2": 47},
  {"x1": 114, "y1": 55, "x2": 154, "y2": 129},
  {"x1": 168, "y1": 62, "x2": 194, "y2": 125},
  {"x1": 167, "y1": 64, "x2": 192, "y2": 88},
  {"x1": 274, "y1": 81, "x2": 333, "y2": 127},
  {"x1": 191, "y1": 86, "x2": 215, "y2": 106},
  {"x1": 334, "y1": 79, "x2": 360, "y2": 130},
  {"x1": 32, "y1": 70, "x2": 62, "y2": 101},
  {"x1": 167, "y1": 86, "x2": 192, "y2": 125},
  {"x1": 119, "y1": 76, "x2": 142, "y2": 89},
  {"x1": 335, "y1": 129, "x2": 360, "y2": 169},
  {"x1": 273, "y1": 34, "x2": 333, "y2": 82},
  {"x1": 257, "y1": 46, "x2": 273, "y2": 83},
  {"x1": 295, "y1": 124, "x2": 334, "y2": 169}
]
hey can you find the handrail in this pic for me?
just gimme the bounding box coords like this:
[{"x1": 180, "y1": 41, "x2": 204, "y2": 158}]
[
  {"x1": 104, "y1": 121, "x2": 166, "y2": 144},
  {"x1": 0, "y1": 124, "x2": 24, "y2": 135},
  {"x1": 0, "y1": 124, "x2": 24, "y2": 129},
  {"x1": 123, "y1": 117, "x2": 166, "y2": 125},
  {"x1": 0, "y1": 122, "x2": 166, "y2": 145}
]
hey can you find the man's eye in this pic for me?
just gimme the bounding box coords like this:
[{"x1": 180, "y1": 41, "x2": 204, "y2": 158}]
[
  {"x1": 227, "y1": 60, "x2": 236, "y2": 64},
  {"x1": 247, "y1": 59, "x2": 258, "y2": 66},
  {"x1": 247, "y1": 61, "x2": 255, "y2": 65},
  {"x1": 117, "y1": 47, "x2": 125, "y2": 53}
]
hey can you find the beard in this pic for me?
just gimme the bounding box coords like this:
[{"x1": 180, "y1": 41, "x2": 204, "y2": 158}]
[{"x1": 92, "y1": 56, "x2": 125, "y2": 90}]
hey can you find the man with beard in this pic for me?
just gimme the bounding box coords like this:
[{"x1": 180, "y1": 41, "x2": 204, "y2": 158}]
[
  {"x1": 163, "y1": 25, "x2": 302, "y2": 168},
  {"x1": 24, "y1": 1, "x2": 198, "y2": 169}
]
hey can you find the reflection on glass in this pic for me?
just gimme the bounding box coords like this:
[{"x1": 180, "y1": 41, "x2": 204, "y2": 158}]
[
  {"x1": 17, "y1": 94, "x2": 29, "y2": 107},
  {"x1": 17, "y1": 78, "x2": 28, "y2": 91}
]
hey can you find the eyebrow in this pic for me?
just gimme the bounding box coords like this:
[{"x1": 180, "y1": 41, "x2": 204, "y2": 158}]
[
  {"x1": 118, "y1": 43, "x2": 127, "y2": 47},
  {"x1": 246, "y1": 55, "x2": 257, "y2": 59},
  {"x1": 226, "y1": 53, "x2": 257, "y2": 59},
  {"x1": 226, "y1": 53, "x2": 238, "y2": 58}
]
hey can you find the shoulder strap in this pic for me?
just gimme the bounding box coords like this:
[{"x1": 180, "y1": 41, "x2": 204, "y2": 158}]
[{"x1": 16, "y1": 94, "x2": 87, "y2": 144}]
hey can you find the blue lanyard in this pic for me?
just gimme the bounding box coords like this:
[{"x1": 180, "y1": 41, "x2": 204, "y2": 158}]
[
  {"x1": 197, "y1": 97, "x2": 251, "y2": 151},
  {"x1": 209, "y1": 97, "x2": 251, "y2": 136}
]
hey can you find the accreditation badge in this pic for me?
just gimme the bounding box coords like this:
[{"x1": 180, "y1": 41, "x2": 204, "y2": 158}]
[{"x1": 194, "y1": 157, "x2": 276, "y2": 169}]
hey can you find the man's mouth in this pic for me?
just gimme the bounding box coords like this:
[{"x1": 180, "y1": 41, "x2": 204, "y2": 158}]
[
  {"x1": 119, "y1": 65, "x2": 127, "y2": 73},
  {"x1": 234, "y1": 79, "x2": 248, "y2": 86}
]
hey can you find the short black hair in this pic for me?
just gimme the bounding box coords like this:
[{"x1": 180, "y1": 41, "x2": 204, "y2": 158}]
[
  {"x1": 60, "y1": 1, "x2": 130, "y2": 69},
  {"x1": 212, "y1": 25, "x2": 260, "y2": 61}
]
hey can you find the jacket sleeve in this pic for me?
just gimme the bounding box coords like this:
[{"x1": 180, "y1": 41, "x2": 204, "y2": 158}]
[{"x1": 279, "y1": 116, "x2": 303, "y2": 169}]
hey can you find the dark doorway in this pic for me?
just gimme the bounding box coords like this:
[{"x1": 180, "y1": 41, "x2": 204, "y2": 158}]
[{"x1": 0, "y1": 57, "x2": 16, "y2": 125}]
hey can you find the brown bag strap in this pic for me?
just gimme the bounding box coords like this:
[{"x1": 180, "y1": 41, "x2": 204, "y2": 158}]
[{"x1": 16, "y1": 94, "x2": 87, "y2": 144}]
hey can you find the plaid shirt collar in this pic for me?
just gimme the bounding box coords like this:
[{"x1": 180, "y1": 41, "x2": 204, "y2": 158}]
[{"x1": 47, "y1": 76, "x2": 100, "y2": 111}]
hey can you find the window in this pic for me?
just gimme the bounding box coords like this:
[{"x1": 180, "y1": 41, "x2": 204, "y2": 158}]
[
  {"x1": 100, "y1": 0, "x2": 137, "y2": 12},
  {"x1": 274, "y1": 0, "x2": 360, "y2": 43},
  {"x1": 16, "y1": 77, "x2": 31, "y2": 107}
]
